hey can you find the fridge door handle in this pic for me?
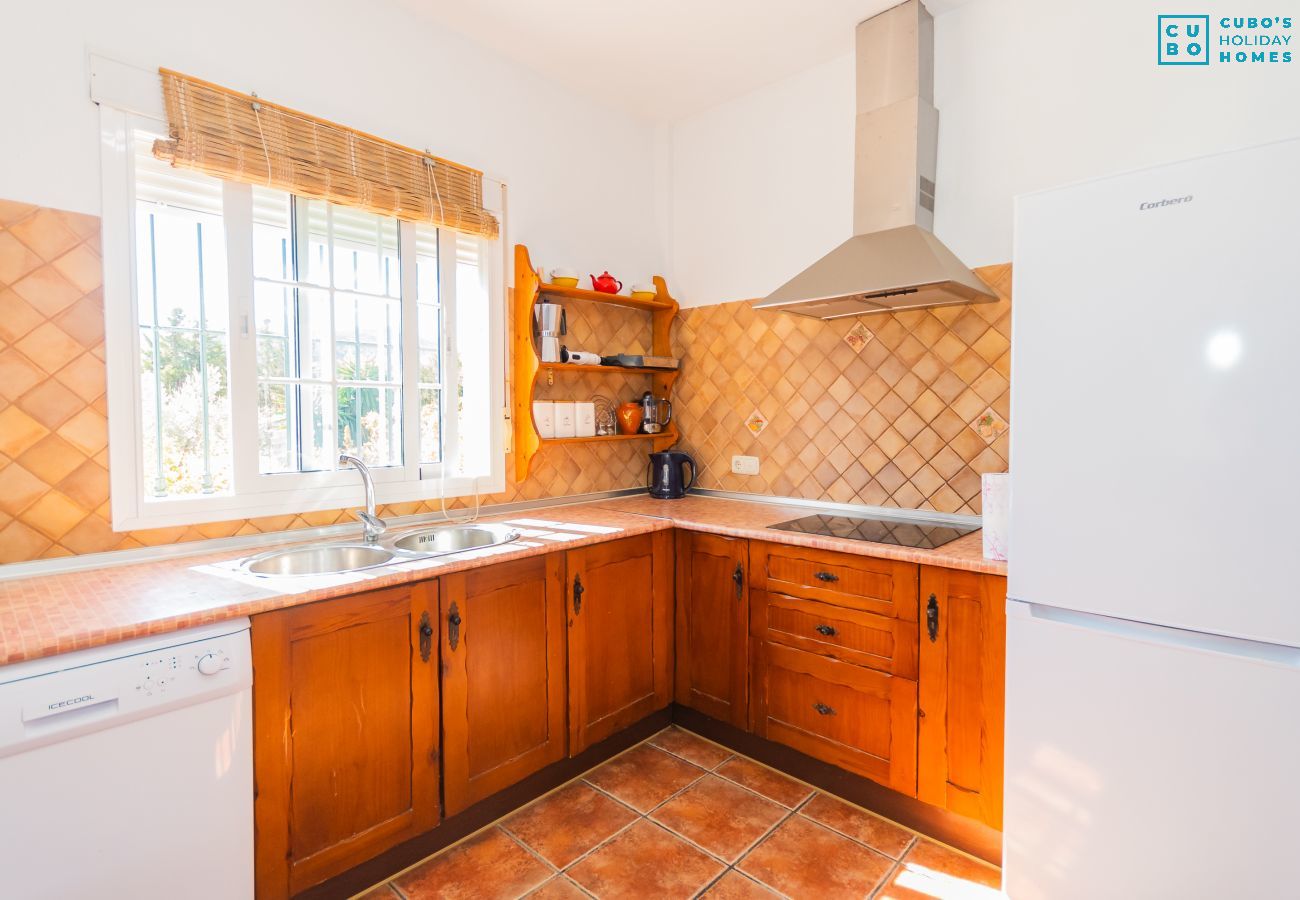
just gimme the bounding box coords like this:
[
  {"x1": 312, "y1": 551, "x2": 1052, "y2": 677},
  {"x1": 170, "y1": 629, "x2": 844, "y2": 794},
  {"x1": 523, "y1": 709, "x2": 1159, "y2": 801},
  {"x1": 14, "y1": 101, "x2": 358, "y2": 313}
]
[{"x1": 1008, "y1": 599, "x2": 1300, "y2": 669}]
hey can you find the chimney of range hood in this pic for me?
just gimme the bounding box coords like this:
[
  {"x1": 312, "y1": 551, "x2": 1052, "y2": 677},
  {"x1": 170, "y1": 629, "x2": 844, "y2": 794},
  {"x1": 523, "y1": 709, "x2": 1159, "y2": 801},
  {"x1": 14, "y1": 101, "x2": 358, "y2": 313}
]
[{"x1": 754, "y1": 0, "x2": 995, "y2": 319}]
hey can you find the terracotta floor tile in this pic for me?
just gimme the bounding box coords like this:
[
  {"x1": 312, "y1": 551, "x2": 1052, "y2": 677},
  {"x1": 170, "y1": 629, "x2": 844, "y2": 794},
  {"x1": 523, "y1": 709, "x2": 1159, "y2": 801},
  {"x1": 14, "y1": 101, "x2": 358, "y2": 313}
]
[
  {"x1": 356, "y1": 885, "x2": 399, "y2": 899},
  {"x1": 584, "y1": 744, "x2": 705, "y2": 813},
  {"x1": 394, "y1": 827, "x2": 552, "y2": 900},
  {"x1": 651, "y1": 775, "x2": 788, "y2": 862},
  {"x1": 876, "y1": 839, "x2": 1002, "y2": 899},
  {"x1": 800, "y1": 792, "x2": 915, "y2": 858},
  {"x1": 566, "y1": 820, "x2": 725, "y2": 900},
  {"x1": 737, "y1": 815, "x2": 893, "y2": 898},
  {"x1": 503, "y1": 781, "x2": 638, "y2": 868},
  {"x1": 714, "y1": 756, "x2": 814, "y2": 808},
  {"x1": 525, "y1": 875, "x2": 591, "y2": 899},
  {"x1": 700, "y1": 869, "x2": 783, "y2": 898},
  {"x1": 649, "y1": 726, "x2": 733, "y2": 769}
]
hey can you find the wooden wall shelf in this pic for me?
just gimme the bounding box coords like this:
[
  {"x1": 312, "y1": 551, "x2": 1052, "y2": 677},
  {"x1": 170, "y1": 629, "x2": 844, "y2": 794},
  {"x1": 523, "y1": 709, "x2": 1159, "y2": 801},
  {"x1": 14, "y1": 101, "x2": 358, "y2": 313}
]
[{"x1": 512, "y1": 244, "x2": 680, "y2": 481}]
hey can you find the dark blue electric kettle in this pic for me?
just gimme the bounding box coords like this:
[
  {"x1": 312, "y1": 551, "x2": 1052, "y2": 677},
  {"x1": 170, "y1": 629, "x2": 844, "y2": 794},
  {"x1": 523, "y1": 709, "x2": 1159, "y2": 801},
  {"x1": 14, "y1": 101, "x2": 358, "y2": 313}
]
[{"x1": 647, "y1": 451, "x2": 696, "y2": 499}]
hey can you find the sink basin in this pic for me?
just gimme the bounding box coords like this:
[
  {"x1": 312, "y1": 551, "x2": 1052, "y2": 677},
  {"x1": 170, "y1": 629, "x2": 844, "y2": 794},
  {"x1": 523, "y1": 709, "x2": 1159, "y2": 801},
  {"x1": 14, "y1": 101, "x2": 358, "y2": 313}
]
[
  {"x1": 389, "y1": 523, "x2": 520, "y2": 555},
  {"x1": 243, "y1": 543, "x2": 397, "y2": 576}
]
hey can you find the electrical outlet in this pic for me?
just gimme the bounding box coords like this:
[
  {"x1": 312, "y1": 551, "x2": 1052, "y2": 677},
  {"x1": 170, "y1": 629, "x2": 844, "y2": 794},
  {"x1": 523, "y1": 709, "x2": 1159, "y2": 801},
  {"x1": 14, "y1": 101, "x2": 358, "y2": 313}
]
[{"x1": 731, "y1": 455, "x2": 760, "y2": 476}]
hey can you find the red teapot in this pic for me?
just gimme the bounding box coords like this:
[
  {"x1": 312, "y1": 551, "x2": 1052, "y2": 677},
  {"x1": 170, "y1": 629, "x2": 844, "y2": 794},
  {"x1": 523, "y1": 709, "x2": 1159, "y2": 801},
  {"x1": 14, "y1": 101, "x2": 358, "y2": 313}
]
[{"x1": 590, "y1": 271, "x2": 622, "y2": 294}]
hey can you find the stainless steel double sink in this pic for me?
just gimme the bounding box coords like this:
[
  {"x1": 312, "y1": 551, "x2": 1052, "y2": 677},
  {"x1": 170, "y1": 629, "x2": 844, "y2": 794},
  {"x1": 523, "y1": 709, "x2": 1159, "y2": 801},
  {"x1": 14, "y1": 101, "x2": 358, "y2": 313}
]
[{"x1": 240, "y1": 523, "x2": 521, "y2": 577}]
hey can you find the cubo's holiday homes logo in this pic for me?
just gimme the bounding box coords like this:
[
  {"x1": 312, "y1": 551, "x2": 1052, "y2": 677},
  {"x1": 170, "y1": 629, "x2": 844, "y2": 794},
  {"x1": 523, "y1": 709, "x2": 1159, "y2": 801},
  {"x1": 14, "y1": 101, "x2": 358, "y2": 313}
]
[
  {"x1": 1159, "y1": 14, "x2": 1293, "y2": 65},
  {"x1": 1159, "y1": 15, "x2": 1210, "y2": 64}
]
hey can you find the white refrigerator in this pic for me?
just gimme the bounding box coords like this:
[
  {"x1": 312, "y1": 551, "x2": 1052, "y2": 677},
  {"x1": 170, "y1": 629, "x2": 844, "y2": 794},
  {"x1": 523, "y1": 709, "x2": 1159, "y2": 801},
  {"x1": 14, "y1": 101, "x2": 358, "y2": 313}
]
[{"x1": 1005, "y1": 137, "x2": 1300, "y2": 899}]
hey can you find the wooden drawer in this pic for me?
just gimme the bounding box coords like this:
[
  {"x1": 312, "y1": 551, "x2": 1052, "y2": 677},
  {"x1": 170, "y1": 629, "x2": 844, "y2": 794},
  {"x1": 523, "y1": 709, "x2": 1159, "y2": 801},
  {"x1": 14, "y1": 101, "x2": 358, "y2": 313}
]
[
  {"x1": 752, "y1": 542, "x2": 918, "y2": 621},
  {"x1": 753, "y1": 641, "x2": 917, "y2": 796},
  {"x1": 760, "y1": 591, "x2": 917, "y2": 678}
]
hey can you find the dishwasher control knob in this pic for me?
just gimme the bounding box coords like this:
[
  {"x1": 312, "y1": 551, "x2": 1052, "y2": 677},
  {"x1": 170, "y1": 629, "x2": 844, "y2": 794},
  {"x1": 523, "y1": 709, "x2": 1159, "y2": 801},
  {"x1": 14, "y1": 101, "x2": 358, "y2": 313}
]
[{"x1": 196, "y1": 653, "x2": 224, "y2": 676}]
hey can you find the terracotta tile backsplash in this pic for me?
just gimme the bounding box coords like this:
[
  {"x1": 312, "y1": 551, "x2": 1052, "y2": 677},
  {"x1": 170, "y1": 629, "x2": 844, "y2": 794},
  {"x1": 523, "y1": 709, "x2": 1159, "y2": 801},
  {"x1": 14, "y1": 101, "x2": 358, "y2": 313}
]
[
  {"x1": 1, "y1": 196, "x2": 1009, "y2": 565},
  {"x1": 670, "y1": 264, "x2": 1012, "y2": 516}
]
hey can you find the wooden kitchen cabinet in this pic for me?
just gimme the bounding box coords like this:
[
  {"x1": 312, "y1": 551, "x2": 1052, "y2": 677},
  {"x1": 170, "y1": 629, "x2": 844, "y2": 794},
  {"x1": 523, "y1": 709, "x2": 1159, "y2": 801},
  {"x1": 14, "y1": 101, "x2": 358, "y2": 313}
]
[
  {"x1": 440, "y1": 554, "x2": 567, "y2": 816},
  {"x1": 251, "y1": 583, "x2": 440, "y2": 898},
  {"x1": 674, "y1": 530, "x2": 750, "y2": 728},
  {"x1": 566, "y1": 531, "x2": 674, "y2": 754},
  {"x1": 917, "y1": 566, "x2": 1007, "y2": 829}
]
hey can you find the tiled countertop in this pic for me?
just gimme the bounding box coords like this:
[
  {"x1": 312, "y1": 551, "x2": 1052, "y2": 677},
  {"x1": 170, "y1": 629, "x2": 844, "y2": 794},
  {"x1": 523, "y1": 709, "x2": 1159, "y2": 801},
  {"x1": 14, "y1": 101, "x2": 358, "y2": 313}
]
[{"x1": 0, "y1": 494, "x2": 1003, "y2": 667}]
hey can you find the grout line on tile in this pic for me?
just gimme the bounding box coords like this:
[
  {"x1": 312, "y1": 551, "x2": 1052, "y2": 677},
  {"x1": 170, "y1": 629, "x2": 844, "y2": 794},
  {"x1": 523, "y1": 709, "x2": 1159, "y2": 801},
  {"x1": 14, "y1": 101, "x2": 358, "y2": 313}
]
[
  {"x1": 499, "y1": 824, "x2": 562, "y2": 877},
  {"x1": 867, "y1": 859, "x2": 904, "y2": 900}
]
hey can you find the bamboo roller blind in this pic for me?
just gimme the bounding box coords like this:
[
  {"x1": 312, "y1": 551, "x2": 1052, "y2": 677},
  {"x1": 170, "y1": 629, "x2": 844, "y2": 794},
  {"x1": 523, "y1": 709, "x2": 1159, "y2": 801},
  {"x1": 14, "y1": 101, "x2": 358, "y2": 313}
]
[{"x1": 154, "y1": 69, "x2": 499, "y2": 238}]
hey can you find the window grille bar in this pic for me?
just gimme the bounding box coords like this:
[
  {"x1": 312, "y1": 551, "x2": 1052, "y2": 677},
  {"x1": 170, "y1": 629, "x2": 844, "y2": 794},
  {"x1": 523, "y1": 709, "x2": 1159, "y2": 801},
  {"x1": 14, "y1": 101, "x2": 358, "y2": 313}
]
[
  {"x1": 195, "y1": 221, "x2": 214, "y2": 494},
  {"x1": 147, "y1": 213, "x2": 167, "y2": 497}
]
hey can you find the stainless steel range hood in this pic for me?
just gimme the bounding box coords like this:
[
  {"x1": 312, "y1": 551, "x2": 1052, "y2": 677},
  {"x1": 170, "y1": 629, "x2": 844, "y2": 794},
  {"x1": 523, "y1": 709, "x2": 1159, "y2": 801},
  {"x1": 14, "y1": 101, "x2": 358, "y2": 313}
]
[{"x1": 755, "y1": 0, "x2": 995, "y2": 319}]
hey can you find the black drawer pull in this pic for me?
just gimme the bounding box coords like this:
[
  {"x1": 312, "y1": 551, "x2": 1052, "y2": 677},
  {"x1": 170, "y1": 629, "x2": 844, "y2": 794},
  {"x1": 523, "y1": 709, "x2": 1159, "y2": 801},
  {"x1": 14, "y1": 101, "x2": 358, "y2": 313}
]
[
  {"x1": 814, "y1": 624, "x2": 838, "y2": 637},
  {"x1": 926, "y1": 593, "x2": 939, "y2": 642},
  {"x1": 813, "y1": 702, "x2": 836, "y2": 716},
  {"x1": 814, "y1": 571, "x2": 839, "y2": 583}
]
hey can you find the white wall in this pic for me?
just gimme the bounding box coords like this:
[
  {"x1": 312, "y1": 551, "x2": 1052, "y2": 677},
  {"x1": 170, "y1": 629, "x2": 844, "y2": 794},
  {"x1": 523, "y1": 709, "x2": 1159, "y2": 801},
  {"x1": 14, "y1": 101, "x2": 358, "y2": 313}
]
[
  {"x1": 0, "y1": 0, "x2": 665, "y2": 283},
  {"x1": 670, "y1": 0, "x2": 1300, "y2": 307},
  {"x1": 670, "y1": 54, "x2": 855, "y2": 308}
]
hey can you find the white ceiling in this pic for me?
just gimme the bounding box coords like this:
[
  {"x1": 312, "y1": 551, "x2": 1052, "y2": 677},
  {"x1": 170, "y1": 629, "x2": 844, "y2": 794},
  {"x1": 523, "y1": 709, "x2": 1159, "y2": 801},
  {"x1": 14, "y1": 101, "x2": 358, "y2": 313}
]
[{"x1": 398, "y1": 0, "x2": 974, "y2": 122}]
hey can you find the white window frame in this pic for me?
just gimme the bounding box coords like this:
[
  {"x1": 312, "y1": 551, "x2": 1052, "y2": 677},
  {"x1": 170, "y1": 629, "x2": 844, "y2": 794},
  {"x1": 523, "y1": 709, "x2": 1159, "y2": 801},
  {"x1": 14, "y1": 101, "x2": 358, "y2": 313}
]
[{"x1": 99, "y1": 98, "x2": 506, "y2": 531}]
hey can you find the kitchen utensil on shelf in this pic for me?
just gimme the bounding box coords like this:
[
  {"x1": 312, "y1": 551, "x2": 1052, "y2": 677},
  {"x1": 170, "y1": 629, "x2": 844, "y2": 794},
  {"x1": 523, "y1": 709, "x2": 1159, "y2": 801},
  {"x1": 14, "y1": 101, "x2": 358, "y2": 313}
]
[
  {"x1": 534, "y1": 302, "x2": 566, "y2": 363},
  {"x1": 638, "y1": 391, "x2": 672, "y2": 435},
  {"x1": 629, "y1": 284, "x2": 656, "y2": 302},
  {"x1": 616, "y1": 401, "x2": 643, "y2": 435},
  {"x1": 647, "y1": 450, "x2": 696, "y2": 499},
  {"x1": 600, "y1": 353, "x2": 679, "y2": 369},
  {"x1": 549, "y1": 267, "x2": 579, "y2": 288},
  {"x1": 560, "y1": 347, "x2": 602, "y2": 365},
  {"x1": 592, "y1": 395, "x2": 616, "y2": 436},
  {"x1": 553, "y1": 401, "x2": 576, "y2": 438},
  {"x1": 590, "y1": 272, "x2": 622, "y2": 293},
  {"x1": 532, "y1": 401, "x2": 555, "y2": 439}
]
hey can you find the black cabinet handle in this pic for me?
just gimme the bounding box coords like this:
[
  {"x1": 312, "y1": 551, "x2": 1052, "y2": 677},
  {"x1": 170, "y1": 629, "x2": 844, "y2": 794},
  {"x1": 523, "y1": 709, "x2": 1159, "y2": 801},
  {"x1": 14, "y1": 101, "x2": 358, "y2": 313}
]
[
  {"x1": 419, "y1": 611, "x2": 434, "y2": 662},
  {"x1": 814, "y1": 624, "x2": 838, "y2": 637},
  {"x1": 573, "y1": 574, "x2": 584, "y2": 615},
  {"x1": 733, "y1": 563, "x2": 744, "y2": 600},
  {"x1": 814, "y1": 571, "x2": 839, "y2": 583},
  {"x1": 446, "y1": 603, "x2": 462, "y2": 652},
  {"x1": 926, "y1": 593, "x2": 939, "y2": 642},
  {"x1": 813, "y1": 702, "x2": 836, "y2": 716}
]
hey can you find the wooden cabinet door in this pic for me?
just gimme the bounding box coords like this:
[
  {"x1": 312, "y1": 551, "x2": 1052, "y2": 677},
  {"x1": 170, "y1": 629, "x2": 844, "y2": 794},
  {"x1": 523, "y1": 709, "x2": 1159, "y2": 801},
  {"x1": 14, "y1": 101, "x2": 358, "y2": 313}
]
[
  {"x1": 440, "y1": 554, "x2": 567, "y2": 816},
  {"x1": 566, "y1": 531, "x2": 674, "y2": 754},
  {"x1": 675, "y1": 530, "x2": 749, "y2": 728},
  {"x1": 917, "y1": 566, "x2": 1007, "y2": 829},
  {"x1": 752, "y1": 632, "x2": 918, "y2": 796},
  {"x1": 252, "y1": 583, "x2": 440, "y2": 898}
]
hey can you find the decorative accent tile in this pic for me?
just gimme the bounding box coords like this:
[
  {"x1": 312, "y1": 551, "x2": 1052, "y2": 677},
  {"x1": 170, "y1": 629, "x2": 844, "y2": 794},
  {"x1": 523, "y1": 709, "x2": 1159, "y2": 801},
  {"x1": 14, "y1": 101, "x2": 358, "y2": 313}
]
[
  {"x1": 844, "y1": 320, "x2": 874, "y2": 352},
  {"x1": 743, "y1": 410, "x2": 768, "y2": 437},
  {"x1": 973, "y1": 407, "x2": 1009, "y2": 443}
]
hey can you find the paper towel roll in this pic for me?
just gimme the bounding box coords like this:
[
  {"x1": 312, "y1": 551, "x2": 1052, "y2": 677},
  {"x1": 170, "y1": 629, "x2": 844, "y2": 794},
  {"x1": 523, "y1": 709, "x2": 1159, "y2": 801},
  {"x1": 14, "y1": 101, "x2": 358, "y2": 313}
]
[{"x1": 982, "y1": 473, "x2": 1010, "y2": 561}]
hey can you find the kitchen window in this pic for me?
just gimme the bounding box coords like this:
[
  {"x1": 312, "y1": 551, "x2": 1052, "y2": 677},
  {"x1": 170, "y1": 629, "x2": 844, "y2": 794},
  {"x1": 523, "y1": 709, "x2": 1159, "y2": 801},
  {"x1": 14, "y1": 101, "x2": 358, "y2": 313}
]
[{"x1": 101, "y1": 113, "x2": 505, "y2": 530}]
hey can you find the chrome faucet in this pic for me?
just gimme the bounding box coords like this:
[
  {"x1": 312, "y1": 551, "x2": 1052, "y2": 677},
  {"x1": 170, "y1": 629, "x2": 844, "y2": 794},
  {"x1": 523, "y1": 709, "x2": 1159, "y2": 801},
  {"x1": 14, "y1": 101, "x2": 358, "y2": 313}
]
[{"x1": 339, "y1": 454, "x2": 386, "y2": 543}]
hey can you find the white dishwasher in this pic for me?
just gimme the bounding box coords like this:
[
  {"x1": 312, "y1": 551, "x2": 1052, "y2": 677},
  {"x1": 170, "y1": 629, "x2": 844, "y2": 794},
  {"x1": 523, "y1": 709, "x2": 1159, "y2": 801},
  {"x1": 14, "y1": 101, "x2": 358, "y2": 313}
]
[{"x1": 0, "y1": 618, "x2": 253, "y2": 899}]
